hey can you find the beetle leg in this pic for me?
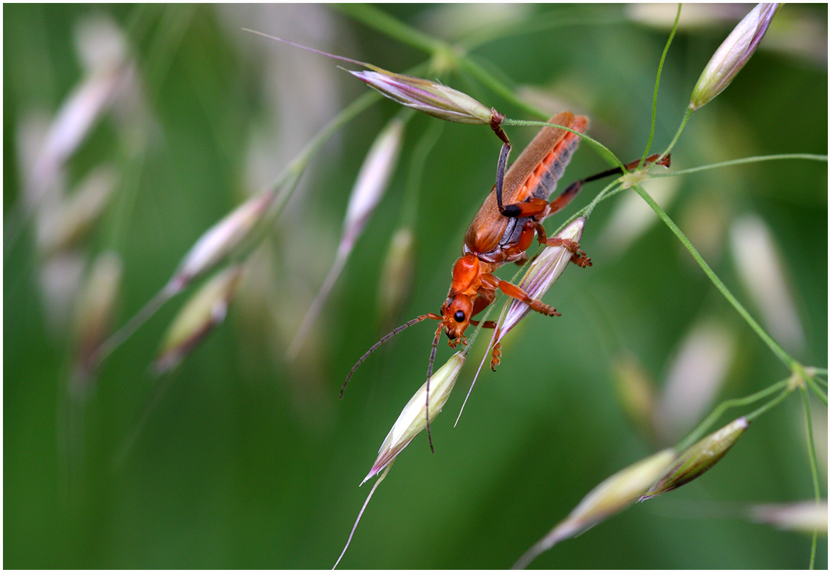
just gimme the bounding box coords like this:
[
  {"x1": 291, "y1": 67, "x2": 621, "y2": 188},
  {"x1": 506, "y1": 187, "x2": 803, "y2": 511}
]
[
  {"x1": 544, "y1": 237, "x2": 592, "y2": 268},
  {"x1": 470, "y1": 288, "x2": 496, "y2": 318},
  {"x1": 531, "y1": 222, "x2": 592, "y2": 267},
  {"x1": 500, "y1": 222, "x2": 536, "y2": 266},
  {"x1": 543, "y1": 238, "x2": 592, "y2": 268},
  {"x1": 494, "y1": 142, "x2": 512, "y2": 213},
  {"x1": 495, "y1": 142, "x2": 551, "y2": 218},
  {"x1": 517, "y1": 221, "x2": 537, "y2": 251},
  {"x1": 484, "y1": 276, "x2": 561, "y2": 317},
  {"x1": 546, "y1": 180, "x2": 583, "y2": 216},
  {"x1": 547, "y1": 153, "x2": 672, "y2": 217}
]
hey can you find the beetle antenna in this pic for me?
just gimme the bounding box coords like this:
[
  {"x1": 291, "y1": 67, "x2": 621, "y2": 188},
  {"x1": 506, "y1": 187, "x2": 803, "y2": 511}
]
[
  {"x1": 425, "y1": 322, "x2": 443, "y2": 454},
  {"x1": 341, "y1": 314, "x2": 440, "y2": 399}
]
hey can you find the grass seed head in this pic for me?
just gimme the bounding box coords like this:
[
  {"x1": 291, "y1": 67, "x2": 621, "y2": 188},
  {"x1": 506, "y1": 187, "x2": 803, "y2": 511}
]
[
  {"x1": 750, "y1": 501, "x2": 828, "y2": 534},
  {"x1": 498, "y1": 217, "x2": 585, "y2": 341},
  {"x1": 341, "y1": 118, "x2": 404, "y2": 253},
  {"x1": 350, "y1": 69, "x2": 494, "y2": 125},
  {"x1": 72, "y1": 251, "x2": 122, "y2": 381},
  {"x1": 37, "y1": 165, "x2": 118, "y2": 256},
  {"x1": 612, "y1": 354, "x2": 656, "y2": 438},
  {"x1": 171, "y1": 192, "x2": 274, "y2": 293},
  {"x1": 364, "y1": 352, "x2": 465, "y2": 484},
  {"x1": 641, "y1": 417, "x2": 750, "y2": 501},
  {"x1": 155, "y1": 265, "x2": 243, "y2": 373},
  {"x1": 378, "y1": 226, "x2": 416, "y2": 328},
  {"x1": 689, "y1": 3, "x2": 781, "y2": 111},
  {"x1": 515, "y1": 448, "x2": 676, "y2": 568}
]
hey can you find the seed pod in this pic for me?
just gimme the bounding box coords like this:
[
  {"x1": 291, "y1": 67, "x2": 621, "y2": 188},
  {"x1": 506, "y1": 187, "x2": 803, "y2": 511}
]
[
  {"x1": 689, "y1": 3, "x2": 781, "y2": 111},
  {"x1": 364, "y1": 352, "x2": 465, "y2": 484},
  {"x1": 170, "y1": 192, "x2": 274, "y2": 293},
  {"x1": 155, "y1": 265, "x2": 243, "y2": 373},
  {"x1": 498, "y1": 217, "x2": 585, "y2": 342},
  {"x1": 350, "y1": 69, "x2": 494, "y2": 125},
  {"x1": 514, "y1": 449, "x2": 676, "y2": 569},
  {"x1": 641, "y1": 417, "x2": 750, "y2": 501}
]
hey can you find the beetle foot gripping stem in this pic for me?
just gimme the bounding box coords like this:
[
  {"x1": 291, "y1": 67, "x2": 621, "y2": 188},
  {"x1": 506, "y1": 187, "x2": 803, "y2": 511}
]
[
  {"x1": 497, "y1": 280, "x2": 561, "y2": 318},
  {"x1": 490, "y1": 341, "x2": 502, "y2": 371},
  {"x1": 543, "y1": 237, "x2": 592, "y2": 268},
  {"x1": 490, "y1": 108, "x2": 510, "y2": 145},
  {"x1": 529, "y1": 299, "x2": 561, "y2": 318},
  {"x1": 570, "y1": 250, "x2": 592, "y2": 268}
]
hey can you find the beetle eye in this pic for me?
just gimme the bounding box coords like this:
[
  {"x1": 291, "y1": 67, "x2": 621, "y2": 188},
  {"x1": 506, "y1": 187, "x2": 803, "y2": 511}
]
[{"x1": 454, "y1": 310, "x2": 465, "y2": 322}]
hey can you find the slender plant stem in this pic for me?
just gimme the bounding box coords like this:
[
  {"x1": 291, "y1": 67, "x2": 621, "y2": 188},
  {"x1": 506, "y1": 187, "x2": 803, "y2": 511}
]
[
  {"x1": 400, "y1": 119, "x2": 445, "y2": 228},
  {"x1": 642, "y1": 4, "x2": 681, "y2": 165},
  {"x1": 809, "y1": 385, "x2": 827, "y2": 407},
  {"x1": 575, "y1": 154, "x2": 827, "y2": 218},
  {"x1": 800, "y1": 386, "x2": 822, "y2": 503},
  {"x1": 661, "y1": 107, "x2": 693, "y2": 160},
  {"x1": 630, "y1": 183, "x2": 796, "y2": 371},
  {"x1": 744, "y1": 384, "x2": 794, "y2": 422},
  {"x1": 808, "y1": 381, "x2": 828, "y2": 404},
  {"x1": 578, "y1": 180, "x2": 620, "y2": 221},
  {"x1": 502, "y1": 119, "x2": 624, "y2": 170},
  {"x1": 334, "y1": 4, "x2": 448, "y2": 55},
  {"x1": 676, "y1": 379, "x2": 790, "y2": 451},
  {"x1": 456, "y1": 56, "x2": 546, "y2": 119},
  {"x1": 654, "y1": 153, "x2": 828, "y2": 178},
  {"x1": 459, "y1": 8, "x2": 623, "y2": 51},
  {"x1": 800, "y1": 386, "x2": 820, "y2": 569}
]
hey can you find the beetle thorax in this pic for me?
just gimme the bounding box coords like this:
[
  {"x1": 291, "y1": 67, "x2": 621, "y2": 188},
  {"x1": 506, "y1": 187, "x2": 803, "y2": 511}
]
[{"x1": 450, "y1": 254, "x2": 480, "y2": 295}]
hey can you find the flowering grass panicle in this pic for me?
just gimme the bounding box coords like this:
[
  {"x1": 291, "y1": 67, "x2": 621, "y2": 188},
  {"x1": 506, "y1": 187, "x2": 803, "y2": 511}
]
[
  {"x1": 287, "y1": 118, "x2": 405, "y2": 359},
  {"x1": 155, "y1": 265, "x2": 244, "y2": 373}
]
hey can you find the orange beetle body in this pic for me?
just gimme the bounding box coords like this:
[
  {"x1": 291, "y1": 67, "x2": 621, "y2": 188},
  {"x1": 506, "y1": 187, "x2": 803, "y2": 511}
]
[
  {"x1": 439, "y1": 111, "x2": 591, "y2": 347},
  {"x1": 343, "y1": 112, "x2": 594, "y2": 400},
  {"x1": 343, "y1": 112, "x2": 669, "y2": 449}
]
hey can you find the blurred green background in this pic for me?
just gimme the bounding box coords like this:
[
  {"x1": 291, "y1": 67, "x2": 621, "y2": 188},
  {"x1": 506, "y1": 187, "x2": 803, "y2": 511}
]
[{"x1": 4, "y1": 4, "x2": 827, "y2": 569}]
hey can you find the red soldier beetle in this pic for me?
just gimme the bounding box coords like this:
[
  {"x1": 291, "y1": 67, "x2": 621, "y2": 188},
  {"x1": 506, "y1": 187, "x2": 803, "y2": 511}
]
[{"x1": 343, "y1": 112, "x2": 669, "y2": 449}]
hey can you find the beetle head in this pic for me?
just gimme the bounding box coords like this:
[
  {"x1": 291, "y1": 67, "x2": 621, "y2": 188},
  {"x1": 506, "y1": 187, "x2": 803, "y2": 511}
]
[{"x1": 441, "y1": 294, "x2": 474, "y2": 345}]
